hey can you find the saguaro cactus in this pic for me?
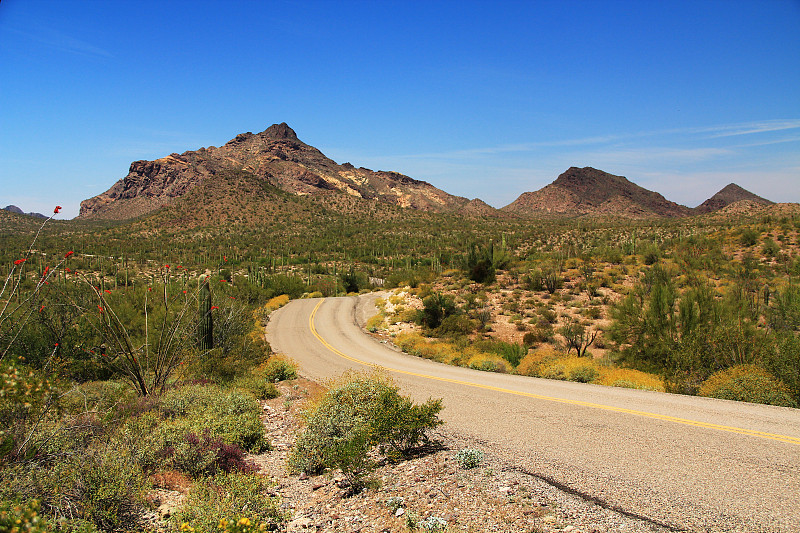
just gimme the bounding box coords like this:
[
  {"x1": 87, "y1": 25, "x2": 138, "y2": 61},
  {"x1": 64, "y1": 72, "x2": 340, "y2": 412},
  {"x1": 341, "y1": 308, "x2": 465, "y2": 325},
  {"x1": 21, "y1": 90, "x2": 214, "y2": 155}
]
[{"x1": 198, "y1": 277, "x2": 214, "y2": 350}]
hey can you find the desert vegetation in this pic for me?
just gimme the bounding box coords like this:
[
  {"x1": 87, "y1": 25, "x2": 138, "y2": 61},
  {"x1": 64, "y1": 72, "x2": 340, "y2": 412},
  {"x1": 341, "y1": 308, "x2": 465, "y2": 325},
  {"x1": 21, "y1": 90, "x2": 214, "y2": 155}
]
[{"x1": 1, "y1": 197, "x2": 798, "y2": 529}]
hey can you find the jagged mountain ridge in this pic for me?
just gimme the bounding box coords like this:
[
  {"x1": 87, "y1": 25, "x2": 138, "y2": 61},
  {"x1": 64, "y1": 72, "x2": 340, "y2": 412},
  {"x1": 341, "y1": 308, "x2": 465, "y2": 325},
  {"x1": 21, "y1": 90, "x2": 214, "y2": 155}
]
[
  {"x1": 79, "y1": 123, "x2": 776, "y2": 222},
  {"x1": 79, "y1": 123, "x2": 482, "y2": 220}
]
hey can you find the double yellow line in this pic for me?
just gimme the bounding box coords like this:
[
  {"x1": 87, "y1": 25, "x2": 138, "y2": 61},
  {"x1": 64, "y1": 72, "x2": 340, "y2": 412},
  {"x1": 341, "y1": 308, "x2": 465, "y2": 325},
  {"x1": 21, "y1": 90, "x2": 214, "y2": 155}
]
[{"x1": 310, "y1": 299, "x2": 800, "y2": 446}]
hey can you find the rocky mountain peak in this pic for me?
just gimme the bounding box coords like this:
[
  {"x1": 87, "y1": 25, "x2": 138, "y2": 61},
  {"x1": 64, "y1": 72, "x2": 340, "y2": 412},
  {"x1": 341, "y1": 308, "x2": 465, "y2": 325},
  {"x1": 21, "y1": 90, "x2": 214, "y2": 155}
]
[
  {"x1": 694, "y1": 183, "x2": 773, "y2": 214},
  {"x1": 262, "y1": 122, "x2": 298, "y2": 140},
  {"x1": 502, "y1": 167, "x2": 692, "y2": 219},
  {"x1": 79, "y1": 123, "x2": 478, "y2": 220}
]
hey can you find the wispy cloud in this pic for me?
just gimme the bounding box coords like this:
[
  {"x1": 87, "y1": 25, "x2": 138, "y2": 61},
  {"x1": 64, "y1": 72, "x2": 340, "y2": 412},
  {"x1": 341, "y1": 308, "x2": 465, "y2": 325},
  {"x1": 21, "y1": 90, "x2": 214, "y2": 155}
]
[
  {"x1": 7, "y1": 26, "x2": 113, "y2": 59},
  {"x1": 699, "y1": 119, "x2": 800, "y2": 138}
]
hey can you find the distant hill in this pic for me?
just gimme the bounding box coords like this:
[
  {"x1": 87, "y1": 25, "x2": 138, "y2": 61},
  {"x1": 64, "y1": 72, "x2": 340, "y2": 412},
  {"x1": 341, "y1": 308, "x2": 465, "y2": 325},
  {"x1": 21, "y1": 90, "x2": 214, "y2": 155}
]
[
  {"x1": 693, "y1": 183, "x2": 774, "y2": 215},
  {"x1": 501, "y1": 167, "x2": 692, "y2": 219},
  {"x1": 79, "y1": 123, "x2": 498, "y2": 220},
  {"x1": 3, "y1": 205, "x2": 46, "y2": 218}
]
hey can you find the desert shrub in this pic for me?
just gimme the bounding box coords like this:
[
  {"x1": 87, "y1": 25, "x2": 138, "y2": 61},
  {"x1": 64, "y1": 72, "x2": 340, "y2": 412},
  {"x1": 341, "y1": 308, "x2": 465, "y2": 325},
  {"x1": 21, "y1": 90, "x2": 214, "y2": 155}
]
[
  {"x1": 739, "y1": 227, "x2": 759, "y2": 247},
  {"x1": 263, "y1": 356, "x2": 297, "y2": 382},
  {"x1": 393, "y1": 334, "x2": 462, "y2": 365},
  {"x1": 394, "y1": 307, "x2": 421, "y2": 324},
  {"x1": 435, "y1": 315, "x2": 476, "y2": 337},
  {"x1": 454, "y1": 448, "x2": 484, "y2": 469},
  {"x1": 0, "y1": 499, "x2": 54, "y2": 533},
  {"x1": 232, "y1": 376, "x2": 280, "y2": 400},
  {"x1": 419, "y1": 516, "x2": 448, "y2": 532},
  {"x1": 173, "y1": 472, "x2": 283, "y2": 532},
  {"x1": 59, "y1": 380, "x2": 135, "y2": 417},
  {"x1": 420, "y1": 293, "x2": 456, "y2": 329},
  {"x1": 523, "y1": 324, "x2": 553, "y2": 346},
  {"x1": 1, "y1": 440, "x2": 147, "y2": 532},
  {"x1": 122, "y1": 384, "x2": 269, "y2": 473},
  {"x1": 161, "y1": 431, "x2": 254, "y2": 477},
  {"x1": 569, "y1": 364, "x2": 600, "y2": 383},
  {"x1": 366, "y1": 314, "x2": 385, "y2": 332},
  {"x1": 66, "y1": 444, "x2": 148, "y2": 531},
  {"x1": 289, "y1": 373, "x2": 443, "y2": 488},
  {"x1": 698, "y1": 365, "x2": 797, "y2": 407},
  {"x1": 514, "y1": 347, "x2": 562, "y2": 377},
  {"x1": 264, "y1": 294, "x2": 290, "y2": 312},
  {"x1": 466, "y1": 354, "x2": 508, "y2": 373},
  {"x1": 596, "y1": 368, "x2": 665, "y2": 391},
  {"x1": 540, "y1": 356, "x2": 600, "y2": 383}
]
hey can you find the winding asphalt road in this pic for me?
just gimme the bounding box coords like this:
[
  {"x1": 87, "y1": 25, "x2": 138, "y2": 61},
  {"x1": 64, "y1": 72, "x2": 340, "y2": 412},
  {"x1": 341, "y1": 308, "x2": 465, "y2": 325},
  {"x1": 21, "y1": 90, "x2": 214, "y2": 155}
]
[{"x1": 266, "y1": 295, "x2": 800, "y2": 532}]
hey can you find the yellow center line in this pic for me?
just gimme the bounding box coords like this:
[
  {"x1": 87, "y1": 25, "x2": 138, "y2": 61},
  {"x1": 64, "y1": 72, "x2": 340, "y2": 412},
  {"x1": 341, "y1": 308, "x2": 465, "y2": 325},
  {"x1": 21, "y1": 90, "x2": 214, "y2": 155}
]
[{"x1": 310, "y1": 299, "x2": 800, "y2": 446}]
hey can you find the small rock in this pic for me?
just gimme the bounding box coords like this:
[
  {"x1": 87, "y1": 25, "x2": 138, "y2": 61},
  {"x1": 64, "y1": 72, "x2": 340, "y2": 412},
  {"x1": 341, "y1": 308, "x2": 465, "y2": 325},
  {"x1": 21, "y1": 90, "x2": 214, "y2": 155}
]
[{"x1": 299, "y1": 472, "x2": 309, "y2": 480}]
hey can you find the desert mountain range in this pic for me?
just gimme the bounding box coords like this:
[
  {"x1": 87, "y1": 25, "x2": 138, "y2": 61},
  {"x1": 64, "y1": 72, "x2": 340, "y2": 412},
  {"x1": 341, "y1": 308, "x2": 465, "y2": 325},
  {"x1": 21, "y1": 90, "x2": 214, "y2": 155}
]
[{"x1": 78, "y1": 123, "x2": 773, "y2": 221}]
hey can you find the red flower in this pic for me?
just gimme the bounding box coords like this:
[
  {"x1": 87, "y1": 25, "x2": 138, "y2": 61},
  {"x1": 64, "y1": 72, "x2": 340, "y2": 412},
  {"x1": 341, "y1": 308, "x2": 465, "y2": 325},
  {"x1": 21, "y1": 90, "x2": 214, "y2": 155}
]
[
  {"x1": 224, "y1": 256, "x2": 227, "y2": 262},
  {"x1": 98, "y1": 306, "x2": 104, "y2": 313},
  {"x1": 229, "y1": 296, "x2": 236, "y2": 299},
  {"x1": 42, "y1": 266, "x2": 49, "y2": 277},
  {"x1": 104, "y1": 290, "x2": 112, "y2": 294},
  {"x1": 182, "y1": 290, "x2": 187, "y2": 294},
  {"x1": 39, "y1": 305, "x2": 45, "y2": 312},
  {"x1": 148, "y1": 287, "x2": 152, "y2": 291},
  {"x1": 210, "y1": 306, "x2": 219, "y2": 310},
  {"x1": 14, "y1": 259, "x2": 26, "y2": 265},
  {"x1": 165, "y1": 264, "x2": 170, "y2": 269},
  {"x1": 54, "y1": 343, "x2": 59, "y2": 347},
  {"x1": 65, "y1": 268, "x2": 71, "y2": 273},
  {"x1": 54, "y1": 206, "x2": 62, "y2": 214},
  {"x1": 219, "y1": 279, "x2": 227, "y2": 282},
  {"x1": 64, "y1": 251, "x2": 74, "y2": 258}
]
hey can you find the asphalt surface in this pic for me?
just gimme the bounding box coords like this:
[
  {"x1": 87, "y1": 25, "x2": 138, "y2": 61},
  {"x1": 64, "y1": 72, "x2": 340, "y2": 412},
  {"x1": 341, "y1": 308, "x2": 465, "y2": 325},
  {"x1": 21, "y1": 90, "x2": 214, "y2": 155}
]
[{"x1": 266, "y1": 295, "x2": 800, "y2": 532}]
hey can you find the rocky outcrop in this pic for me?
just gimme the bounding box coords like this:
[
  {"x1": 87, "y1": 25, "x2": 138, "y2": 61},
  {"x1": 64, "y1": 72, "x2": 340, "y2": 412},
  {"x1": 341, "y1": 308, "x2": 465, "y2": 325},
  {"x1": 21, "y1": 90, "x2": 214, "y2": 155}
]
[{"x1": 79, "y1": 123, "x2": 472, "y2": 220}]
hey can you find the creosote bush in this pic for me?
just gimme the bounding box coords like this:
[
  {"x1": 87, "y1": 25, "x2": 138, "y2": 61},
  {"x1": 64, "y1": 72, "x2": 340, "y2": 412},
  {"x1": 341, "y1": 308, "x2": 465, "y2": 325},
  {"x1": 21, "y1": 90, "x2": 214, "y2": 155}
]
[
  {"x1": 263, "y1": 355, "x2": 297, "y2": 382},
  {"x1": 289, "y1": 372, "x2": 443, "y2": 490}
]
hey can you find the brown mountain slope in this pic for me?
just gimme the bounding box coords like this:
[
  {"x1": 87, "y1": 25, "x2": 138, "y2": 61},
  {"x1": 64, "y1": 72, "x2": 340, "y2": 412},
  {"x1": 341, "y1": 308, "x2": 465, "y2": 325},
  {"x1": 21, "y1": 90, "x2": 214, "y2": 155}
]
[
  {"x1": 79, "y1": 123, "x2": 483, "y2": 220},
  {"x1": 501, "y1": 167, "x2": 693, "y2": 219},
  {"x1": 693, "y1": 183, "x2": 774, "y2": 215}
]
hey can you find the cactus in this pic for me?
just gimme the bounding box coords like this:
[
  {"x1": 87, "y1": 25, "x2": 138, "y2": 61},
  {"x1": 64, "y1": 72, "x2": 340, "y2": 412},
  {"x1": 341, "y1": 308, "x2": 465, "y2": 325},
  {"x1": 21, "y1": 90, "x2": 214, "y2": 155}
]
[{"x1": 198, "y1": 277, "x2": 214, "y2": 350}]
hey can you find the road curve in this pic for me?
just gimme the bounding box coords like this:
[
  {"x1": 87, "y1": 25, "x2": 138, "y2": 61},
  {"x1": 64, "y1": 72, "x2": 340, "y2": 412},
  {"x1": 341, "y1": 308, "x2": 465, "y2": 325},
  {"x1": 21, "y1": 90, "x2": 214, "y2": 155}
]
[{"x1": 266, "y1": 295, "x2": 800, "y2": 532}]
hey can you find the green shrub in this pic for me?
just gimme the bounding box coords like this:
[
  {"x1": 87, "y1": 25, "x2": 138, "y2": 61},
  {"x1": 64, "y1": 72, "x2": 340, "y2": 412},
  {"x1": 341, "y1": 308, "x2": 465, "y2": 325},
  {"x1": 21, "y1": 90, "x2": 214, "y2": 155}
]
[
  {"x1": 59, "y1": 380, "x2": 135, "y2": 417},
  {"x1": 454, "y1": 448, "x2": 484, "y2": 469},
  {"x1": 289, "y1": 373, "x2": 443, "y2": 488},
  {"x1": 0, "y1": 499, "x2": 53, "y2": 533},
  {"x1": 120, "y1": 385, "x2": 269, "y2": 474},
  {"x1": 569, "y1": 365, "x2": 600, "y2": 383},
  {"x1": 435, "y1": 315, "x2": 476, "y2": 337},
  {"x1": 173, "y1": 472, "x2": 283, "y2": 532},
  {"x1": 698, "y1": 365, "x2": 797, "y2": 407},
  {"x1": 233, "y1": 376, "x2": 280, "y2": 400},
  {"x1": 263, "y1": 357, "x2": 297, "y2": 382}
]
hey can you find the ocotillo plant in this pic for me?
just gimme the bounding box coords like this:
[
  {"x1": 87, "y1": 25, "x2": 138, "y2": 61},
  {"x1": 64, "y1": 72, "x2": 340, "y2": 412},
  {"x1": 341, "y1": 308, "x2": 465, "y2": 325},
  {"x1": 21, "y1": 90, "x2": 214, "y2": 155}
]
[{"x1": 198, "y1": 277, "x2": 214, "y2": 350}]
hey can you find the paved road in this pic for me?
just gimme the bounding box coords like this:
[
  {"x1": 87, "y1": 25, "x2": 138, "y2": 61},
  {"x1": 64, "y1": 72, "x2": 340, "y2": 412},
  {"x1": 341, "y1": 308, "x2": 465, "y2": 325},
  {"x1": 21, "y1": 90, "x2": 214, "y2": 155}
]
[{"x1": 266, "y1": 296, "x2": 800, "y2": 532}]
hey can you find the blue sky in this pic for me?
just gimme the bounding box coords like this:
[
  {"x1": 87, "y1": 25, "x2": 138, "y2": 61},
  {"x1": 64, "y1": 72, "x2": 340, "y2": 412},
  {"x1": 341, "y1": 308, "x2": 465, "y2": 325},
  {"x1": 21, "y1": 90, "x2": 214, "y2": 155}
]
[{"x1": 1, "y1": 0, "x2": 798, "y2": 219}]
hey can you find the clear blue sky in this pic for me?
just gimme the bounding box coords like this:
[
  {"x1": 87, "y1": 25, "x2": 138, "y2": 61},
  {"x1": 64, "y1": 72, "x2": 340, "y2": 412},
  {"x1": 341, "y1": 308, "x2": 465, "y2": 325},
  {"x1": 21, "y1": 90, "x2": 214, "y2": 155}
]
[{"x1": 1, "y1": 0, "x2": 798, "y2": 219}]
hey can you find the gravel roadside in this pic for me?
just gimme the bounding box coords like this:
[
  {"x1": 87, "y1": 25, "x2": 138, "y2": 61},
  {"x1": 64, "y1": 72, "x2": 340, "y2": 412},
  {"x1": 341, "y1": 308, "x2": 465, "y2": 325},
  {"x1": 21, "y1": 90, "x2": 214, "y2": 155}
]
[{"x1": 249, "y1": 379, "x2": 674, "y2": 533}]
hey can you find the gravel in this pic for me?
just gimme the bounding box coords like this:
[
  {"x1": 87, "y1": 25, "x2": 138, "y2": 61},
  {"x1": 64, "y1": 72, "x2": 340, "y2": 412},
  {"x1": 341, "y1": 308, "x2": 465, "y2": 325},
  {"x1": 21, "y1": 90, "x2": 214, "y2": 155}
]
[{"x1": 247, "y1": 379, "x2": 674, "y2": 533}]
